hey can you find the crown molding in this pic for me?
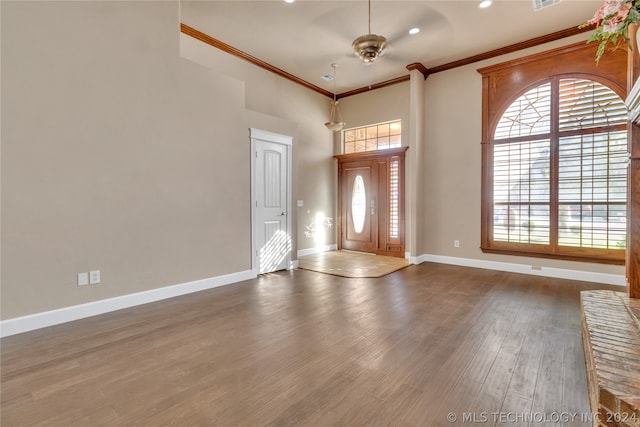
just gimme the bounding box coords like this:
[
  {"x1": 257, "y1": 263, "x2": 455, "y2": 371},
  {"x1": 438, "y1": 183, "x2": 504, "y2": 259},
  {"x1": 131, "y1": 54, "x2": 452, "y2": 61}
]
[
  {"x1": 180, "y1": 23, "x2": 333, "y2": 98},
  {"x1": 335, "y1": 76, "x2": 410, "y2": 99},
  {"x1": 427, "y1": 24, "x2": 594, "y2": 75},
  {"x1": 180, "y1": 23, "x2": 594, "y2": 100},
  {"x1": 406, "y1": 63, "x2": 429, "y2": 80}
]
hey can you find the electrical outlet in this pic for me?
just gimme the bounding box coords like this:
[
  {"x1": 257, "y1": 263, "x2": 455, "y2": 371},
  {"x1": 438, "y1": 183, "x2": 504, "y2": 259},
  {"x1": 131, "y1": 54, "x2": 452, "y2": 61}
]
[
  {"x1": 78, "y1": 272, "x2": 89, "y2": 286},
  {"x1": 454, "y1": 240, "x2": 460, "y2": 248},
  {"x1": 89, "y1": 270, "x2": 101, "y2": 285},
  {"x1": 531, "y1": 265, "x2": 542, "y2": 271}
]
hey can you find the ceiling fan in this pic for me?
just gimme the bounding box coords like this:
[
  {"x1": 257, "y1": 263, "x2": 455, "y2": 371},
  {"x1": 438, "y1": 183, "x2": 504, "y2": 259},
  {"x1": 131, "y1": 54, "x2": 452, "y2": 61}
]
[
  {"x1": 352, "y1": 0, "x2": 387, "y2": 63},
  {"x1": 310, "y1": 2, "x2": 451, "y2": 89}
]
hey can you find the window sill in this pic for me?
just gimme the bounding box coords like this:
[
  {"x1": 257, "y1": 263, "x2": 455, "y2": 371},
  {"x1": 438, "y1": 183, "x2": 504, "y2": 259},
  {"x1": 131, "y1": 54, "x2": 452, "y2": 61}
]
[{"x1": 480, "y1": 245, "x2": 625, "y2": 266}]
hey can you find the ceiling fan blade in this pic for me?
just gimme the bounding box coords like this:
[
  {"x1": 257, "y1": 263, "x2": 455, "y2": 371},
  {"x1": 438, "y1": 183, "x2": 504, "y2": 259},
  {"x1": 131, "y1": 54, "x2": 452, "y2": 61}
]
[
  {"x1": 310, "y1": 4, "x2": 368, "y2": 45},
  {"x1": 383, "y1": 4, "x2": 450, "y2": 46}
]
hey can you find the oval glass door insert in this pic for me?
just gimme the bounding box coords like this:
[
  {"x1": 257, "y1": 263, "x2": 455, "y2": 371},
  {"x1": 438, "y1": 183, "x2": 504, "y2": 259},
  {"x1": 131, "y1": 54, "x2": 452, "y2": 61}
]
[{"x1": 352, "y1": 175, "x2": 366, "y2": 233}]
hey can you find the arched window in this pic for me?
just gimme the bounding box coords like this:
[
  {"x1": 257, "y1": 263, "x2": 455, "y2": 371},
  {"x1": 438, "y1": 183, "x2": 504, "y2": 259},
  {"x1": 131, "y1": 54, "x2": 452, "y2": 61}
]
[{"x1": 479, "y1": 42, "x2": 628, "y2": 264}]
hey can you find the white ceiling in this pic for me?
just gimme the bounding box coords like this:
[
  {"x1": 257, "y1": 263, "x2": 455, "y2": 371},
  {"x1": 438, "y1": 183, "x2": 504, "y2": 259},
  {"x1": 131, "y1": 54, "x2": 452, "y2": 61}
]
[{"x1": 180, "y1": 1, "x2": 602, "y2": 94}]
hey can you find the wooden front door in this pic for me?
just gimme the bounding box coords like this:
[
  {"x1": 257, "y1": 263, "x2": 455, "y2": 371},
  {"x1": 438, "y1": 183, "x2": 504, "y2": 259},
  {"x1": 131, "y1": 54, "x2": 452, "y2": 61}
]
[
  {"x1": 342, "y1": 161, "x2": 376, "y2": 253},
  {"x1": 336, "y1": 147, "x2": 408, "y2": 257}
]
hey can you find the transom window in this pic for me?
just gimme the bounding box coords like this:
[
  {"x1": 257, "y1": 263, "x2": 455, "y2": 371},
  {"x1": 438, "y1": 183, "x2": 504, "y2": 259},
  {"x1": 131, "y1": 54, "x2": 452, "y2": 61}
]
[{"x1": 344, "y1": 120, "x2": 401, "y2": 154}]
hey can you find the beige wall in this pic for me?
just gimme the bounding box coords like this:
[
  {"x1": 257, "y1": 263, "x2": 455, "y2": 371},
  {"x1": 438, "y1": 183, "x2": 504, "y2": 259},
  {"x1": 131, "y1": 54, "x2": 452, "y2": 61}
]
[
  {"x1": 1, "y1": 0, "x2": 335, "y2": 320},
  {"x1": 338, "y1": 83, "x2": 410, "y2": 138},
  {"x1": 178, "y1": 34, "x2": 336, "y2": 255}
]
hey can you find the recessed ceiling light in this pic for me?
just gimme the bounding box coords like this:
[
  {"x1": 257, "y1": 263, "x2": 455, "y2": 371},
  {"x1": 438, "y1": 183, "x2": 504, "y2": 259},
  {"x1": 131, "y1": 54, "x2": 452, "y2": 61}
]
[
  {"x1": 284, "y1": 0, "x2": 295, "y2": 3},
  {"x1": 409, "y1": 27, "x2": 420, "y2": 35},
  {"x1": 478, "y1": 0, "x2": 493, "y2": 8}
]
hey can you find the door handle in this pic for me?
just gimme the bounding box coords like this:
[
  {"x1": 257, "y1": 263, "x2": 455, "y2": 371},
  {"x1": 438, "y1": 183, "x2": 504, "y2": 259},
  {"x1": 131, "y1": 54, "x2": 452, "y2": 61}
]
[{"x1": 279, "y1": 212, "x2": 288, "y2": 216}]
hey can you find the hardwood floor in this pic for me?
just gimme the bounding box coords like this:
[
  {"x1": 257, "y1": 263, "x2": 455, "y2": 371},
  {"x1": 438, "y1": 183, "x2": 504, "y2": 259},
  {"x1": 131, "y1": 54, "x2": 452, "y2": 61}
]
[{"x1": 0, "y1": 263, "x2": 620, "y2": 426}]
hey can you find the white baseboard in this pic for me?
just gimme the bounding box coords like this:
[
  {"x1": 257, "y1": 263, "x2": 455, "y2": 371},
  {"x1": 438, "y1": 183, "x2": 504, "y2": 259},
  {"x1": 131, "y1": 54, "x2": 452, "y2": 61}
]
[
  {"x1": 410, "y1": 254, "x2": 426, "y2": 265},
  {"x1": 297, "y1": 244, "x2": 337, "y2": 258},
  {"x1": 4, "y1": 254, "x2": 623, "y2": 338},
  {"x1": 416, "y1": 254, "x2": 626, "y2": 286},
  {"x1": 0, "y1": 270, "x2": 256, "y2": 338}
]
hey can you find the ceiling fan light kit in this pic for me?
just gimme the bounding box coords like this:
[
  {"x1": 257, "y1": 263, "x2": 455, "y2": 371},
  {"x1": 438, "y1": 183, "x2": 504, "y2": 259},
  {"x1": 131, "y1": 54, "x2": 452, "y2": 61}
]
[
  {"x1": 325, "y1": 102, "x2": 346, "y2": 131},
  {"x1": 352, "y1": 0, "x2": 387, "y2": 63},
  {"x1": 352, "y1": 34, "x2": 388, "y2": 63},
  {"x1": 325, "y1": 63, "x2": 345, "y2": 132}
]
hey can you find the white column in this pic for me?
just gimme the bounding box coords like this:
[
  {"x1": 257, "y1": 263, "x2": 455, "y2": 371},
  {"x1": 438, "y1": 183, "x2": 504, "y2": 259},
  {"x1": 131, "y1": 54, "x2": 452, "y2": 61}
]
[{"x1": 407, "y1": 69, "x2": 425, "y2": 262}]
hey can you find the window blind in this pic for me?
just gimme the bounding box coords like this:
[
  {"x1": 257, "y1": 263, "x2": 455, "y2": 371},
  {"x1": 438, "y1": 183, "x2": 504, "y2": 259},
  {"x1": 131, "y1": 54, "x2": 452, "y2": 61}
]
[
  {"x1": 491, "y1": 78, "x2": 627, "y2": 254},
  {"x1": 389, "y1": 159, "x2": 399, "y2": 239}
]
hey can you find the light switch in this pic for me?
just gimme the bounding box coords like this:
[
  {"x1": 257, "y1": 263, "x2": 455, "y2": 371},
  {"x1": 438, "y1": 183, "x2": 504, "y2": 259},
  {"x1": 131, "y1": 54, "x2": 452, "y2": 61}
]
[
  {"x1": 78, "y1": 272, "x2": 89, "y2": 286},
  {"x1": 89, "y1": 270, "x2": 101, "y2": 285},
  {"x1": 297, "y1": 200, "x2": 304, "y2": 207}
]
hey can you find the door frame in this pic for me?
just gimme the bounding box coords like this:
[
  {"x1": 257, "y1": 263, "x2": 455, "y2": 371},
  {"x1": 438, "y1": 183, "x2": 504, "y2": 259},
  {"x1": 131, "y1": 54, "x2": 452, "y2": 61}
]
[
  {"x1": 335, "y1": 146, "x2": 408, "y2": 257},
  {"x1": 249, "y1": 128, "x2": 293, "y2": 275}
]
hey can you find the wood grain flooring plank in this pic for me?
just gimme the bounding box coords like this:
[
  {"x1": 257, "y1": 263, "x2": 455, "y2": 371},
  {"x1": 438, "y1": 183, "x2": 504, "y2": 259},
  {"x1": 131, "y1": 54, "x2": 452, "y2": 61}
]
[
  {"x1": 529, "y1": 295, "x2": 570, "y2": 427},
  {"x1": 297, "y1": 367, "x2": 387, "y2": 427},
  {"x1": 0, "y1": 263, "x2": 620, "y2": 426},
  {"x1": 497, "y1": 392, "x2": 533, "y2": 427},
  {"x1": 562, "y1": 330, "x2": 592, "y2": 427},
  {"x1": 467, "y1": 299, "x2": 535, "y2": 421}
]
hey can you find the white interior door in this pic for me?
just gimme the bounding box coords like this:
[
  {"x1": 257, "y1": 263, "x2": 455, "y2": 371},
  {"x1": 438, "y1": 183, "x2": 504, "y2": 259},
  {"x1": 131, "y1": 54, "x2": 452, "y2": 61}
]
[{"x1": 250, "y1": 129, "x2": 292, "y2": 274}]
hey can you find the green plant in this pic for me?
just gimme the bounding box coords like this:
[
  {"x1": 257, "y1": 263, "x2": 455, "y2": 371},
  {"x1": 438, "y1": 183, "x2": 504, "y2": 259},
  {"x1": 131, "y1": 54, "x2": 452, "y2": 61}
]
[{"x1": 581, "y1": 0, "x2": 640, "y2": 62}]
